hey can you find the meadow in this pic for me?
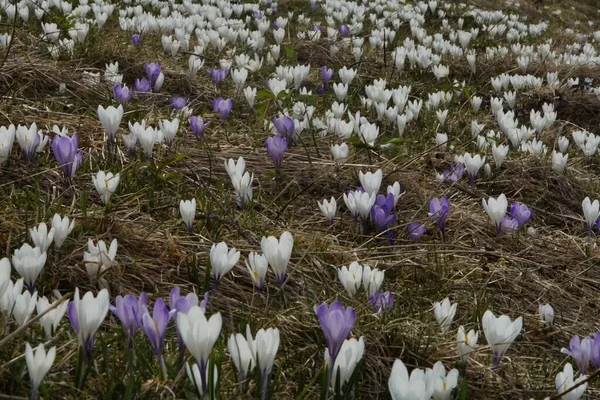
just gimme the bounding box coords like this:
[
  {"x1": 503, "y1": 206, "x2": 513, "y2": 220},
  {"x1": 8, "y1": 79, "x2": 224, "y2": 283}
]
[{"x1": 1, "y1": 0, "x2": 600, "y2": 399}]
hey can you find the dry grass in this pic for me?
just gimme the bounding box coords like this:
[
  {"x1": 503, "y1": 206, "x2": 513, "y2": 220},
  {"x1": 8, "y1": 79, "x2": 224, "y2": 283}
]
[{"x1": 1, "y1": 0, "x2": 600, "y2": 399}]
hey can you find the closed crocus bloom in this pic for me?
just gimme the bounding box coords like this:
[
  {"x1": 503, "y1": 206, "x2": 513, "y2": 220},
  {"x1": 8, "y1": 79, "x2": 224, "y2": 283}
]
[
  {"x1": 189, "y1": 116, "x2": 210, "y2": 140},
  {"x1": 482, "y1": 193, "x2": 508, "y2": 235},
  {"x1": 359, "y1": 169, "x2": 382, "y2": 197},
  {"x1": 388, "y1": 359, "x2": 435, "y2": 400},
  {"x1": 179, "y1": 199, "x2": 196, "y2": 231},
  {"x1": 97, "y1": 105, "x2": 123, "y2": 142},
  {"x1": 13, "y1": 290, "x2": 37, "y2": 326},
  {"x1": 29, "y1": 222, "x2": 54, "y2": 253},
  {"x1": 430, "y1": 361, "x2": 459, "y2": 400},
  {"x1": 0, "y1": 124, "x2": 16, "y2": 164},
  {"x1": 582, "y1": 197, "x2": 600, "y2": 236},
  {"x1": 362, "y1": 265, "x2": 384, "y2": 297},
  {"x1": 0, "y1": 278, "x2": 23, "y2": 316},
  {"x1": 52, "y1": 132, "x2": 82, "y2": 178},
  {"x1": 246, "y1": 252, "x2": 268, "y2": 291},
  {"x1": 232, "y1": 172, "x2": 253, "y2": 208},
  {"x1": 212, "y1": 97, "x2": 233, "y2": 120},
  {"x1": 428, "y1": 197, "x2": 450, "y2": 241},
  {"x1": 492, "y1": 143, "x2": 509, "y2": 168},
  {"x1": 12, "y1": 243, "x2": 47, "y2": 293},
  {"x1": 435, "y1": 133, "x2": 448, "y2": 151},
  {"x1": 434, "y1": 298, "x2": 457, "y2": 333},
  {"x1": 318, "y1": 197, "x2": 337, "y2": 222},
  {"x1": 68, "y1": 288, "x2": 109, "y2": 355},
  {"x1": 552, "y1": 151, "x2": 568, "y2": 174},
  {"x1": 325, "y1": 336, "x2": 364, "y2": 390},
  {"x1": 228, "y1": 328, "x2": 256, "y2": 382},
  {"x1": 16, "y1": 123, "x2": 39, "y2": 162},
  {"x1": 37, "y1": 295, "x2": 69, "y2": 338},
  {"x1": 355, "y1": 191, "x2": 376, "y2": 220},
  {"x1": 330, "y1": 143, "x2": 349, "y2": 163},
  {"x1": 463, "y1": 152, "x2": 486, "y2": 184},
  {"x1": 556, "y1": 363, "x2": 587, "y2": 400},
  {"x1": 177, "y1": 306, "x2": 222, "y2": 391},
  {"x1": 338, "y1": 66, "x2": 356, "y2": 85},
  {"x1": 338, "y1": 261, "x2": 363, "y2": 297},
  {"x1": 51, "y1": 214, "x2": 74, "y2": 249},
  {"x1": 482, "y1": 310, "x2": 523, "y2": 366},
  {"x1": 244, "y1": 86, "x2": 257, "y2": 109},
  {"x1": 109, "y1": 293, "x2": 147, "y2": 348},
  {"x1": 561, "y1": 335, "x2": 593, "y2": 374},
  {"x1": 509, "y1": 201, "x2": 532, "y2": 228},
  {"x1": 253, "y1": 327, "x2": 280, "y2": 387},
  {"x1": 272, "y1": 115, "x2": 295, "y2": 141},
  {"x1": 261, "y1": 231, "x2": 293, "y2": 285},
  {"x1": 456, "y1": 326, "x2": 479, "y2": 362},
  {"x1": 140, "y1": 298, "x2": 171, "y2": 377},
  {"x1": 314, "y1": 301, "x2": 356, "y2": 365},
  {"x1": 113, "y1": 84, "x2": 132, "y2": 104},
  {"x1": 159, "y1": 118, "x2": 179, "y2": 146},
  {"x1": 265, "y1": 135, "x2": 287, "y2": 168},
  {"x1": 138, "y1": 126, "x2": 158, "y2": 159},
  {"x1": 92, "y1": 170, "x2": 120, "y2": 205},
  {"x1": 538, "y1": 304, "x2": 554, "y2": 326},
  {"x1": 388, "y1": 182, "x2": 402, "y2": 207},
  {"x1": 209, "y1": 242, "x2": 240, "y2": 287},
  {"x1": 25, "y1": 343, "x2": 56, "y2": 400}
]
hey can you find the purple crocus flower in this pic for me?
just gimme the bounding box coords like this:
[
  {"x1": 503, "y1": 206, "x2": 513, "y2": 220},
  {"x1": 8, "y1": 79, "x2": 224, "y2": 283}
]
[
  {"x1": 591, "y1": 333, "x2": 600, "y2": 369},
  {"x1": 314, "y1": 301, "x2": 356, "y2": 366},
  {"x1": 408, "y1": 222, "x2": 426, "y2": 241},
  {"x1": 265, "y1": 135, "x2": 287, "y2": 167},
  {"x1": 109, "y1": 293, "x2": 147, "y2": 348},
  {"x1": 501, "y1": 216, "x2": 519, "y2": 235},
  {"x1": 509, "y1": 201, "x2": 531, "y2": 228},
  {"x1": 145, "y1": 63, "x2": 162, "y2": 85},
  {"x1": 339, "y1": 25, "x2": 350, "y2": 37},
  {"x1": 131, "y1": 34, "x2": 142, "y2": 47},
  {"x1": 207, "y1": 69, "x2": 228, "y2": 86},
  {"x1": 317, "y1": 86, "x2": 326, "y2": 96},
  {"x1": 272, "y1": 115, "x2": 295, "y2": 141},
  {"x1": 371, "y1": 194, "x2": 396, "y2": 232},
  {"x1": 596, "y1": 217, "x2": 600, "y2": 232},
  {"x1": 170, "y1": 97, "x2": 188, "y2": 110},
  {"x1": 443, "y1": 163, "x2": 466, "y2": 183},
  {"x1": 212, "y1": 97, "x2": 233, "y2": 120},
  {"x1": 561, "y1": 335, "x2": 592, "y2": 374},
  {"x1": 140, "y1": 298, "x2": 171, "y2": 377},
  {"x1": 189, "y1": 116, "x2": 211, "y2": 140},
  {"x1": 252, "y1": 11, "x2": 264, "y2": 19},
  {"x1": 134, "y1": 78, "x2": 151, "y2": 93},
  {"x1": 428, "y1": 196, "x2": 449, "y2": 241},
  {"x1": 370, "y1": 291, "x2": 395, "y2": 314},
  {"x1": 113, "y1": 84, "x2": 132, "y2": 104},
  {"x1": 52, "y1": 133, "x2": 82, "y2": 178},
  {"x1": 321, "y1": 66, "x2": 334, "y2": 86}
]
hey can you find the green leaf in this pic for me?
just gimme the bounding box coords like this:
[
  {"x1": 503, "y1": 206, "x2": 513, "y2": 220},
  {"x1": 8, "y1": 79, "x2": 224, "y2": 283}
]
[
  {"x1": 256, "y1": 89, "x2": 275, "y2": 100},
  {"x1": 283, "y1": 44, "x2": 297, "y2": 61},
  {"x1": 456, "y1": 379, "x2": 469, "y2": 400}
]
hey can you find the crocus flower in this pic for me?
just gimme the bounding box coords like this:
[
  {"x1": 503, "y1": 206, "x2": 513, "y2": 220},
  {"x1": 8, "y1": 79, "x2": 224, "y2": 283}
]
[
  {"x1": 109, "y1": 293, "x2": 147, "y2": 348},
  {"x1": 189, "y1": 116, "x2": 210, "y2": 140},
  {"x1": 52, "y1": 132, "x2": 82, "y2": 177},
  {"x1": 272, "y1": 115, "x2": 295, "y2": 141},
  {"x1": 370, "y1": 291, "x2": 395, "y2": 314},
  {"x1": 321, "y1": 66, "x2": 333, "y2": 86},
  {"x1": 134, "y1": 78, "x2": 151, "y2": 93},
  {"x1": 12, "y1": 243, "x2": 47, "y2": 293},
  {"x1": 207, "y1": 68, "x2": 228, "y2": 85},
  {"x1": 212, "y1": 97, "x2": 233, "y2": 120},
  {"x1": 457, "y1": 326, "x2": 479, "y2": 362},
  {"x1": 388, "y1": 359, "x2": 434, "y2": 400},
  {"x1": 113, "y1": 84, "x2": 132, "y2": 104},
  {"x1": 254, "y1": 327, "x2": 280, "y2": 398},
  {"x1": 339, "y1": 25, "x2": 350, "y2": 37},
  {"x1": 25, "y1": 343, "x2": 56, "y2": 400},
  {"x1": 371, "y1": 194, "x2": 396, "y2": 232},
  {"x1": 428, "y1": 196, "x2": 449, "y2": 241},
  {"x1": 555, "y1": 363, "x2": 588, "y2": 400},
  {"x1": 482, "y1": 194, "x2": 508, "y2": 235},
  {"x1": 169, "y1": 287, "x2": 207, "y2": 363},
  {"x1": 561, "y1": 335, "x2": 592, "y2": 374},
  {"x1": 501, "y1": 216, "x2": 519, "y2": 234},
  {"x1": 314, "y1": 301, "x2": 356, "y2": 367},
  {"x1": 228, "y1": 326, "x2": 256, "y2": 383},
  {"x1": 209, "y1": 241, "x2": 240, "y2": 288},
  {"x1": 265, "y1": 135, "x2": 287, "y2": 168},
  {"x1": 582, "y1": 197, "x2": 600, "y2": 237},
  {"x1": 140, "y1": 298, "x2": 171, "y2": 377},
  {"x1": 442, "y1": 163, "x2": 466, "y2": 183},
  {"x1": 482, "y1": 310, "x2": 522, "y2": 366},
  {"x1": 325, "y1": 337, "x2": 364, "y2": 391},
  {"x1": 261, "y1": 231, "x2": 294, "y2": 285},
  {"x1": 538, "y1": 304, "x2": 554, "y2": 326},
  {"x1": 171, "y1": 97, "x2": 188, "y2": 110},
  {"x1": 36, "y1": 293, "x2": 69, "y2": 338},
  {"x1": 177, "y1": 306, "x2": 222, "y2": 391},
  {"x1": 509, "y1": 201, "x2": 531, "y2": 228},
  {"x1": 16, "y1": 123, "x2": 40, "y2": 163},
  {"x1": 591, "y1": 333, "x2": 600, "y2": 369},
  {"x1": 131, "y1": 34, "x2": 141, "y2": 47},
  {"x1": 68, "y1": 288, "x2": 109, "y2": 356},
  {"x1": 145, "y1": 63, "x2": 161, "y2": 85},
  {"x1": 433, "y1": 298, "x2": 457, "y2": 333},
  {"x1": 408, "y1": 222, "x2": 426, "y2": 241}
]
